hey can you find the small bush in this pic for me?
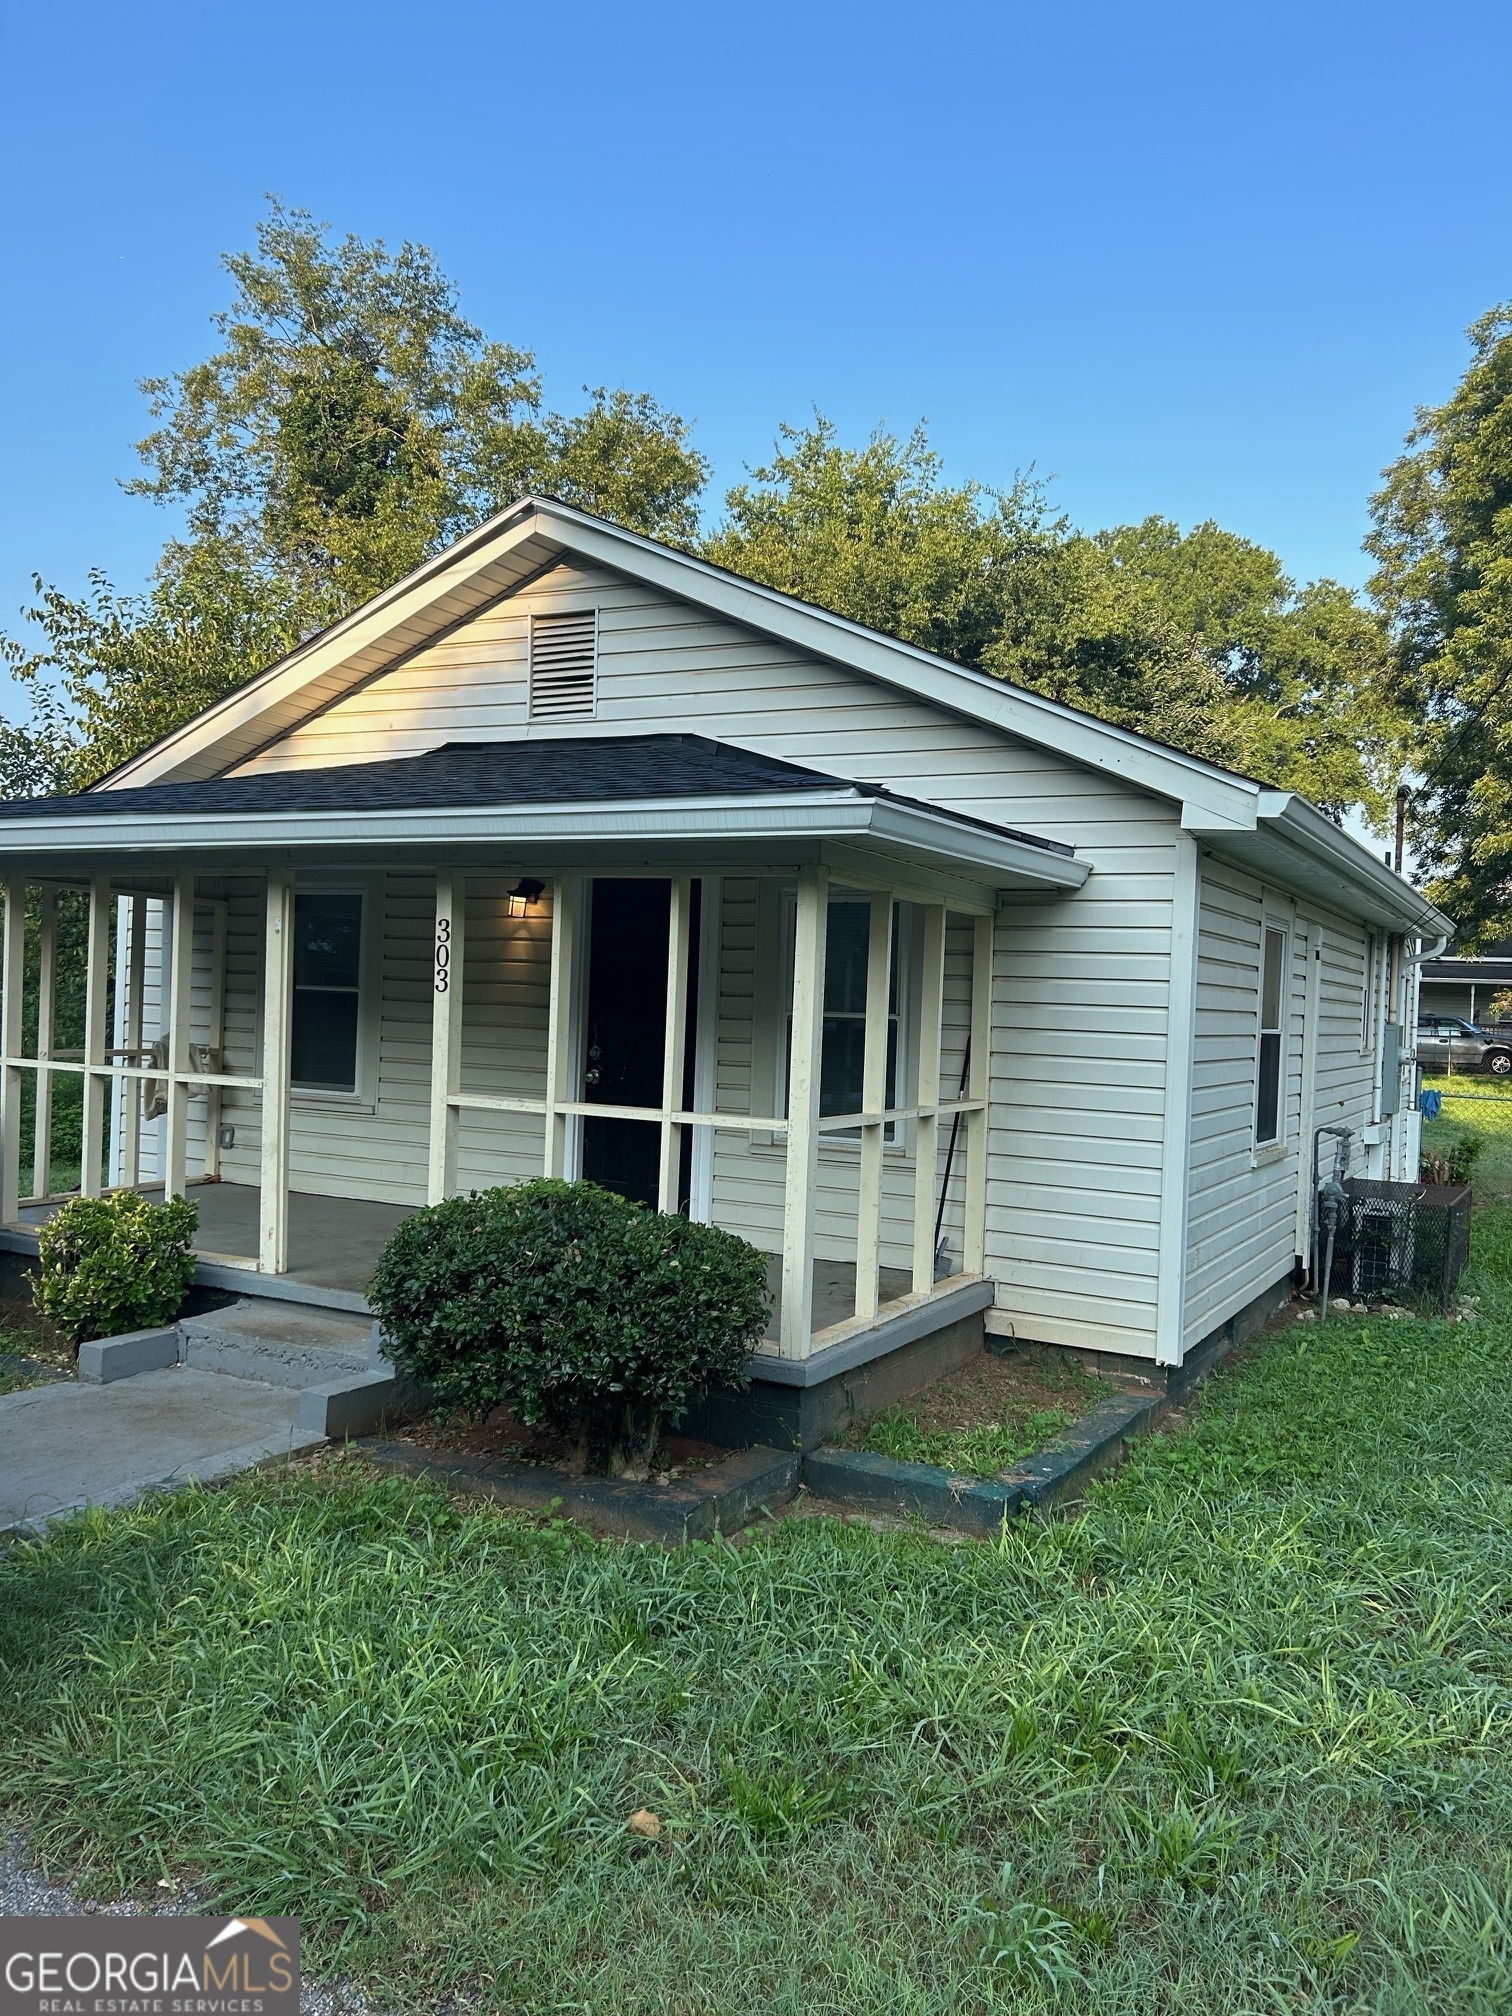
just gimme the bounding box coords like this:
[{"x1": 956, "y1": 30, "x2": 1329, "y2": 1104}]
[
  {"x1": 369, "y1": 1179, "x2": 770, "y2": 1474},
  {"x1": 36, "y1": 1191, "x2": 199, "y2": 1346},
  {"x1": 1422, "y1": 1128, "x2": 1486, "y2": 1187}
]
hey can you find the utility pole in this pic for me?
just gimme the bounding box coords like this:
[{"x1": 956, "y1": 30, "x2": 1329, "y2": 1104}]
[{"x1": 1394, "y1": 783, "x2": 1411, "y2": 875}]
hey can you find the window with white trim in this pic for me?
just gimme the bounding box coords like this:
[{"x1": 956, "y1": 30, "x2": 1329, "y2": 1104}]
[
  {"x1": 1255, "y1": 923, "x2": 1288, "y2": 1145},
  {"x1": 291, "y1": 891, "x2": 364, "y2": 1093},
  {"x1": 782, "y1": 898, "x2": 905, "y2": 1132}
]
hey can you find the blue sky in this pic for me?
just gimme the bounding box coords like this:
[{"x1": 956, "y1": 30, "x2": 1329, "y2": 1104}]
[{"x1": 1, "y1": 0, "x2": 1509, "y2": 704}]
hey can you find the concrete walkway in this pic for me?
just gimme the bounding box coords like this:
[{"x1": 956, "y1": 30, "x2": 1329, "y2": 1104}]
[{"x1": 0, "y1": 1365, "x2": 324, "y2": 1536}]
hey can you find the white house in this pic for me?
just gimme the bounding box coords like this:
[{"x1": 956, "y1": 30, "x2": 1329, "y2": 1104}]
[{"x1": 0, "y1": 498, "x2": 1451, "y2": 1436}]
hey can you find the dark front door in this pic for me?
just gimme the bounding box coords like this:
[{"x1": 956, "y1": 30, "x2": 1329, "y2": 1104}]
[{"x1": 581, "y1": 879, "x2": 671, "y2": 1208}]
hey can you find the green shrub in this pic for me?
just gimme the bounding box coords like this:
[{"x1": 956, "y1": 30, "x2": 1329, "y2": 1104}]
[
  {"x1": 35, "y1": 1191, "x2": 199, "y2": 1346},
  {"x1": 369, "y1": 1179, "x2": 770, "y2": 1475},
  {"x1": 1448, "y1": 1128, "x2": 1487, "y2": 1185}
]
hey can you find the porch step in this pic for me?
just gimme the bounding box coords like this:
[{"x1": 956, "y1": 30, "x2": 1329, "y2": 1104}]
[{"x1": 179, "y1": 1298, "x2": 377, "y2": 1389}]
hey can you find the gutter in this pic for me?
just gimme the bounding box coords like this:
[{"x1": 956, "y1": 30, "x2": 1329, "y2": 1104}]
[{"x1": 1253, "y1": 791, "x2": 1455, "y2": 937}]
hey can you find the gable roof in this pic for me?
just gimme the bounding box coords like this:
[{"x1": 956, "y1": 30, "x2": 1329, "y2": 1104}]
[{"x1": 94, "y1": 495, "x2": 1450, "y2": 936}]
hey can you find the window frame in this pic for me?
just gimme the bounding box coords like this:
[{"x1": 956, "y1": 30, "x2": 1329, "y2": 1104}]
[
  {"x1": 778, "y1": 890, "x2": 914, "y2": 1146},
  {"x1": 1254, "y1": 920, "x2": 1289, "y2": 1149},
  {"x1": 283, "y1": 876, "x2": 380, "y2": 1109}
]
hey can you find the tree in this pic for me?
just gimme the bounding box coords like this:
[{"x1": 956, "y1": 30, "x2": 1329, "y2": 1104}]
[
  {"x1": 704, "y1": 417, "x2": 1020, "y2": 668},
  {"x1": 1367, "y1": 301, "x2": 1512, "y2": 944},
  {"x1": 707, "y1": 420, "x2": 1389, "y2": 810},
  {"x1": 2, "y1": 201, "x2": 708, "y2": 790}
]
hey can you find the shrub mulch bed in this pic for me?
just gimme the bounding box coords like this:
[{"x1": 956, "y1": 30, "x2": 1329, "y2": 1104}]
[
  {"x1": 0, "y1": 1299, "x2": 74, "y2": 1395},
  {"x1": 363, "y1": 1403, "x2": 799, "y2": 1544}
]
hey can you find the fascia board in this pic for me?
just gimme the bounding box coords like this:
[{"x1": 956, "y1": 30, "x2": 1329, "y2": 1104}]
[
  {"x1": 0, "y1": 791, "x2": 1088, "y2": 890},
  {"x1": 1252, "y1": 791, "x2": 1455, "y2": 937}
]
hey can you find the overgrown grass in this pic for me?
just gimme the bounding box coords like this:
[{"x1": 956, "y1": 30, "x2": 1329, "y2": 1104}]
[
  {"x1": 856, "y1": 1398, "x2": 1077, "y2": 1476},
  {"x1": 4, "y1": 1223, "x2": 1512, "y2": 2012}
]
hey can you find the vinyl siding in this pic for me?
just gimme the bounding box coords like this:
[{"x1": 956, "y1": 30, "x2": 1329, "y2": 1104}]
[
  {"x1": 217, "y1": 558, "x2": 1190, "y2": 1358},
  {"x1": 1184, "y1": 857, "x2": 1380, "y2": 1350}
]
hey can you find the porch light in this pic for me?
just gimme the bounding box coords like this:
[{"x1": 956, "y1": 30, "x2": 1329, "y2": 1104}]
[{"x1": 507, "y1": 877, "x2": 545, "y2": 918}]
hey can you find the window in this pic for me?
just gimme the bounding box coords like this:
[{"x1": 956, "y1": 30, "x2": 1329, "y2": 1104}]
[
  {"x1": 291, "y1": 891, "x2": 363, "y2": 1093},
  {"x1": 1255, "y1": 924, "x2": 1287, "y2": 1146},
  {"x1": 784, "y1": 899, "x2": 901, "y2": 1126},
  {"x1": 528, "y1": 609, "x2": 597, "y2": 719}
]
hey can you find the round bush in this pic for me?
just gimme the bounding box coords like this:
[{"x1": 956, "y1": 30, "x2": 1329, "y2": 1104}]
[
  {"x1": 369, "y1": 1180, "x2": 771, "y2": 1473},
  {"x1": 36, "y1": 1190, "x2": 199, "y2": 1346}
]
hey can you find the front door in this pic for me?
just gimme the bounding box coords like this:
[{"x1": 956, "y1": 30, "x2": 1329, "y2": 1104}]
[{"x1": 580, "y1": 879, "x2": 702, "y2": 1210}]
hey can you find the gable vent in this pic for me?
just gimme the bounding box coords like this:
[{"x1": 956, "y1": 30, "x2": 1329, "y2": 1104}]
[{"x1": 529, "y1": 609, "x2": 598, "y2": 720}]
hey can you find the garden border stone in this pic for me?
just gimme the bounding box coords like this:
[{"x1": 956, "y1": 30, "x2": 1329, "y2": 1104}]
[
  {"x1": 359, "y1": 1436, "x2": 800, "y2": 1544},
  {"x1": 802, "y1": 1389, "x2": 1165, "y2": 1535},
  {"x1": 76, "y1": 1327, "x2": 179, "y2": 1384}
]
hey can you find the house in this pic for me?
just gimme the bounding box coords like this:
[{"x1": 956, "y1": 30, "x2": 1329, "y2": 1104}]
[
  {"x1": 0, "y1": 498, "x2": 1453, "y2": 1438},
  {"x1": 1417, "y1": 936, "x2": 1512, "y2": 1025}
]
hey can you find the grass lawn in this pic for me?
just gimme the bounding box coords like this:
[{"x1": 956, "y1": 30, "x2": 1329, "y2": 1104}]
[
  {"x1": 4, "y1": 1233, "x2": 1512, "y2": 2011},
  {"x1": 1422, "y1": 1072, "x2": 1512, "y2": 1205}
]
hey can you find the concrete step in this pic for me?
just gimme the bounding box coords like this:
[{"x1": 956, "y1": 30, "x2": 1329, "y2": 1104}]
[{"x1": 179, "y1": 1298, "x2": 377, "y2": 1389}]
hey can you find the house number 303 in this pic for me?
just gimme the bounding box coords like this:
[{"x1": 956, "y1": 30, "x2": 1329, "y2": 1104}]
[{"x1": 434, "y1": 917, "x2": 452, "y2": 993}]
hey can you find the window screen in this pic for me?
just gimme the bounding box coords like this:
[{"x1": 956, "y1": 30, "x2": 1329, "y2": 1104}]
[
  {"x1": 291, "y1": 891, "x2": 363, "y2": 1092},
  {"x1": 1255, "y1": 924, "x2": 1287, "y2": 1145}
]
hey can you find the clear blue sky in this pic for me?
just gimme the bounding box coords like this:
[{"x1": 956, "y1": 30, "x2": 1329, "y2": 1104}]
[{"x1": 1, "y1": 0, "x2": 1509, "y2": 697}]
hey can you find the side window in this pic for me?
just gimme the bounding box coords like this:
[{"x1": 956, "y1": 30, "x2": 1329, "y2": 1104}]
[
  {"x1": 291, "y1": 891, "x2": 363, "y2": 1093},
  {"x1": 1255, "y1": 924, "x2": 1287, "y2": 1146},
  {"x1": 784, "y1": 898, "x2": 901, "y2": 1128}
]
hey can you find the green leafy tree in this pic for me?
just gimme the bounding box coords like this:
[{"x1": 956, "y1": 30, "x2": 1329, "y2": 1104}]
[
  {"x1": 1, "y1": 201, "x2": 707, "y2": 791},
  {"x1": 708, "y1": 420, "x2": 1387, "y2": 809},
  {"x1": 1367, "y1": 301, "x2": 1512, "y2": 942}
]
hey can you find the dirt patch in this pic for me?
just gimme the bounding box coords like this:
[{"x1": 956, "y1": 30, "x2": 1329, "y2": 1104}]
[
  {"x1": 835, "y1": 1345, "x2": 1115, "y2": 1479},
  {"x1": 0, "y1": 1297, "x2": 74, "y2": 1391},
  {"x1": 389, "y1": 1403, "x2": 732, "y2": 1481}
]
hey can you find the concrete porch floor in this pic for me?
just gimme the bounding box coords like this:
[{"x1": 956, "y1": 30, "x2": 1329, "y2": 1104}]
[{"x1": 16, "y1": 1180, "x2": 917, "y2": 1338}]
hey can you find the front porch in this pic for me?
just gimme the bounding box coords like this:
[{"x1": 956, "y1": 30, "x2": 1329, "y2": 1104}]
[{"x1": 0, "y1": 737, "x2": 1086, "y2": 1372}]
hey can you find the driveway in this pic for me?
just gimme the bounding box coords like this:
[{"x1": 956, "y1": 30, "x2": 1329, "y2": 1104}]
[{"x1": 0, "y1": 1365, "x2": 324, "y2": 1536}]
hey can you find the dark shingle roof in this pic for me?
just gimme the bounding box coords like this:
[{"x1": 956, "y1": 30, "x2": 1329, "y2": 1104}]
[{"x1": 0, "y1": 733, "x2": 1071, "y2": 856}]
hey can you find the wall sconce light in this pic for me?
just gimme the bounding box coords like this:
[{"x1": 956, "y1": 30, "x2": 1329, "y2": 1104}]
[{"x1": 506, "y1": 877, "x2": 545, "y2": 918}]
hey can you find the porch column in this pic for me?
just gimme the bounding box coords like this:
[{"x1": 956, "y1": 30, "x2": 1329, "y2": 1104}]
[
  {"x1": 911, "y1": 903, "x2": 947, "y2": 1293},
  {"x1": 657, "y1": 874, "x2": 693, "y2": 1213},
  {"x1": 259, "y1": 869, "x2": 294, "y2": 1273},
  {"x1": 544, "y1": 875, "x2": 581, "y2": 1178},
  {"x1": 79, "y1": 876, "x2": 111, "y2": 1198},
  {"x1": 163, "y1": 875, "x2": 195, "y2": 1201},
  {"x1": 202, "y1": 902, "x2": 228, "y2": 1179},
  {"x1": 32, "y1": 890, "x2": 56, "y2": 1200},
  {"x1": 854, "y1": 890, "x2": 894, "y2": 1322},
  {"x1": 427, "y1": 870, "x2": 465, "y2": 1205},
  {"x1": 119, "y1": 895, "x2": 147, "y2": 1187},
  {"x1": 0, "y1": 875, "x2": 25, "y2": 1224},
  {"x1": 964, "y1": 910, "x2": 993, "y2": 1275},
  {"x1": 780, "y1": 864, "x2": 828, "y2": 1354}
]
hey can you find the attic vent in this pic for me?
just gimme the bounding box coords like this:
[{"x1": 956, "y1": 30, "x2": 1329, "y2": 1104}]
[{"x1": 529, "y1": 609, "x2": 597, "y2": 720}]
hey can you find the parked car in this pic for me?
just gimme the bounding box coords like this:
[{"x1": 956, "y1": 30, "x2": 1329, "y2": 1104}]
[{"x1": 1415, "y1": 1015, "x2": 1512, "y2": 1075}]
